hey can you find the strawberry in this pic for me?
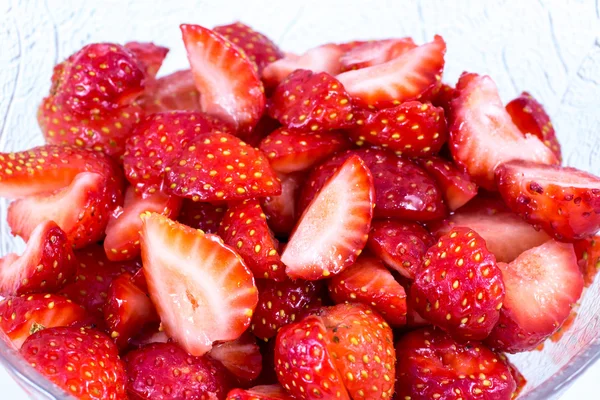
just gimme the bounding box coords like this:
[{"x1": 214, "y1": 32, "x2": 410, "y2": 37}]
[
  {"x1": 218, "y1": 199, "x2": 286, "y2": 281},
  {"x1": 261, "y1": 172, "x2": 305, "y2": 235},
  {"x1": 0, "y1": 293, "x2": 87, "y2": 348},
  {"x1": 139, "y1": 69, "x2": 201, "y2": 113},
  {"x1": 21, "y1": 327, "x2": 127, "y2": 399},
  {"x1": 485, "y1": 240, "x2": 583, "y2": 353},
  {"x1": 504, "y1": 355, "x2": 527, "y2": 398},
  {"x1": 214, "y1": 22, "x2": 284, "y2": 73},
  {"x1": 124, "y1": 41, "x2": 169, "y2": 78},
  {"x1": 242, "y1": 114, "x2": 281, "y2": 148},
  {"x1": 339, "y1": 37, "x2": 417, "y2": 72},
  {"x1": 0, "y1": 221, "x2": 76, "y2": 296},
  {"x1": 349, "y1": 101, "x2": 447, "y2": 157},
  {"x1": 449, "y1": 73, "x2": 558, "y2": 190},
  {"x1": 495, "y1": 160, "x2": 600, "y2": 241},
  {"x1": 128, "y1": 326, "x2": 169, "y2": 350},
  {"x1": 181, "y1": 24, "x2": 265, "y2": 133},
  {"x1": 259, "y1": 128, "x2": 351, "y2": 173},
  {"x1": 104, "y1": 187, "x2": 182, "y2": 261},
  {"x1": 209, "y1": 331, "x2": 262, "y2": 384},
  {"x1": 418, "y1": 156, "x2": 478, "y2": 210},
  {"x1": 327, "y1": 255, "x2": 407, "y2": 326},
  {"x1": 282, "y1": 155, "x2": 374, "y2": 280},
  {"x1": 336, "y1": 35, "x2": 446, "y2": 109},
  {"x1": 227, "y1": 385, "x2": 292, "y2": 400},
  {"x1": 124, "y1": 342, "x2": 232, "y2": 400},
  {"x1": 430, "y1": 83, "x2": 456, "y2": 114},
  {"x1": 140, "y1": 213, "x2": 258, "y2": 356},
  {"x1": 575, "y1": 235, "x2": 600, "y2": 286},
  {"x1": 267, "y1": 70, "x2": 355, "y2": 132},
  {"x1": 506, "y1": 91, "x2": 562, "y2": 161},
  {"x1": 366, "y1": 219, "x2": 435, "y2": 279},
  {"x1": 251, "y1": 278, "x2": 323, "y2": 340},
  {"x1": 395, "y1": 328, "x2": 517, "y2": 400},
  {"x1": 164, "y1": 131, "x2": 281, "y2": 202},
  {"x1": 177, "y1": 200, "x2": 227, "y2": 233}
]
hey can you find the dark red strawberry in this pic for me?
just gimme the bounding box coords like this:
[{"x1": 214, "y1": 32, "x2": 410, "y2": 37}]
[
  {"x1": 339, "y1": 37, "x2": 417, "y2": 72},
  {"x1": 506, "y1": 91, "x2": 561, "y2": 161},
  {"x1": 139, "y1": 69, "x2": 201, "y2": 113},
  {"x1": 430, "y1": 83, "x2": 456, "y2": 114},
  {"x1": 575, "y1": 235, "x2": 600, "y2": 286},
  {"x1": 282, "y1": 155, "x2": 374, "y2": 280},
  {"x1": 503, "y1": 355, "x2": 527, "y2": 398},
  {"x1": 21, "y1": 327, "x2": 127, "y2": 399},
  {"x1": 219, "y1": 199, "x2": 286, "y2": 281},
  {"x1": 486, "y1": 240, "x2": 583, "y2": 353},
  {"x1": 251, "y1": 278, "x2": 323, "y2": 340},
  {"x1": 124, "y1": 41, "x2": 169, "y2": 78},
  {"x1": 242, "y1": 114, "x2": 281, "y2": 148},
  {"x1": 181, "y1": 24, "x2": 265, "y2": 133},
  {"x1": 177, "y1": 200, "x2": 227, "y2": 233},
  {"x1": 124, "y1": 342, "x2": 232, "y2": 400},
  {"x1": 261, "y1": 172, "x2": 305, "y2": 236},
  {"x1": 328, "y1": 255, "x2": 407, "y2": 326},
  {"x1": 395, "y1": 328, "x2": 517, "y2": 400},
  {"x1": 0, "y1": 221, "x2": 76, "y2": 296},
  {"x1": 496, "y1": 160, "x2": 600, "y2": 241},
  {"x1": 259, "y1": 128, "x2": 351, "y2": 173},
  {"x1": 418, "y1": 156, "x2": 478, "y2": 210},
  {"x1": 337, "y1": 35, "x2": 446, "y2": 109},
  {"x1": 449, "y1": 73, "x2": 558, "y2": 190},
  {"x1": 227, "y1": 385, "x2": 292, "y2": 400},
  {"x1": 164, "y1": 131, "x2": 281, "y2": 202},
  {"x1": 411, "y1": 227, "x2": 505, "y2": 341},
  {"x1": 209, "y1": 331, "x2": 262, "y2": 384}
]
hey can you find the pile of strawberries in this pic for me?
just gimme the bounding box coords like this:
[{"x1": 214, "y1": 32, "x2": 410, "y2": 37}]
[{"x1": 0, "y1": 20, "x2": 598, "y2": 400}]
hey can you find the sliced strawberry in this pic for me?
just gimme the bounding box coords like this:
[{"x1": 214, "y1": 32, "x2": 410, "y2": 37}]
[
  {"x1": 251, "y1": 278, "x2": 323, "y2": 340},
  {"x1": 449, "y1": 73, "x2": 558, "y2": 190},
  {"x1": 140, "y1": 213, "x2": 258, "y2": 356},
  {"x1": 0, "y1": 294, "x2": 87, "y2": 348},
  {"x1": 366, "y1": 219, "x2": 435, "y2": 278},
  {"x1": 261, "y1": 172, "x2": 305, "y2": 236},
  {"x1": 328, "y1": 255, "x2": 407, "y2": 326},
  {"x1": 496, "y1": 160, "x2": 600, "y2": 241},
  {"x1": 139, "y1": 69, "x2": 201, "y2": 113},
  {"x1": 485, "y1": 240, "x2": 583, "y2": 353},
  {"x1": 104, "y1": 187, "x2": 182, "y2": 261},
  {"x1": 181, "y1": 24, "x2": 265, "y2": 133},
  {"x1": 242, "y1": 114, "x2": 281, "y2": 147},
  {"x1": 337, "y1": 35, "x2": 445, "y2": 109},
  {"x1": 260, "y1": 128, "x2": 351, "y2": 173},
  {"x1": 164, "y1": 131, "x2": 281, "y2": 202},
  {"x1": 282, "y1": 155, "x2": 374, "y2": 280},
  {"x1": 504, "y1": 355, "x2": 527, "y2": 398},
  {"x1": 411, "y1": 227, "x2": 504, "y2": 341},
  {"x1": 177, "y1": 200, "x2": 227, "y2": 233},
  {"x1": 575, "y1": 235, "x2": 600, "y2": 286},
  {"x1": 418, "y1": 156, "x2": 478, "y2": 210},
  {"x1": 0, "y1": 221, "x2": 76, "y2": 296},
  {"x1": 430, "y1": 82, "x2": 456, "y2": 114},
  {"x1": 227, "y1": 385, "x2": 292, "y2": 400},
  {"x1": 124, "y1": 41, "x2": 169, "y2": 78},
  {"x1": 395, "y1": 328, "x2": 517, "y2": 400},
  {"x1": 339, "y1": 37, "x2": 417, "y2": 72},
  {"x1": 219, "y1": 199, "x2": 286, "y2": 281},
  {"x1": 209, "y1": 331, "x2": 262, "y2": 384},
  {"x1": 128, "y1": 325, "x2": 169, "y2": 350},
  {"x1": 506, "y1": 91, "x2": 562, "y2": 161}
]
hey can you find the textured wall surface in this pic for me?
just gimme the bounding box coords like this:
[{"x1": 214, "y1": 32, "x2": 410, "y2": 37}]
[{"x1": 0, "y1": 0, "x2": 600, "y2": 398}]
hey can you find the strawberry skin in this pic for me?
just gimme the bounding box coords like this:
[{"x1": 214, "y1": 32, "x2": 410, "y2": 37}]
[
  {"x1": 575, "y1": 235, "x2": 600, "y2": 286},
  {"x1": 124, "y1": 41, "x2": 169, "y2": 79},
  {"x1": 209, "y1": 331, "x2": 262, "y2": 385},
  {"x1": 139, "y1": 69, "x2": 201, "y2": 113},
  {"x1": 227, "y1": 385, "x2": 292, "y2": 400},
  {"x1": 418, "y1": 156, "x2": 478, "y2": 211},
  {"x1": 261, "y1": 172, "x2": 304, "y2": 235},
  {"x1": 177, "y1": 200, "x2": 227, "y2": 233},
  {"x1": 339, "y1": 37, "x2": 417, "y2": 72}
]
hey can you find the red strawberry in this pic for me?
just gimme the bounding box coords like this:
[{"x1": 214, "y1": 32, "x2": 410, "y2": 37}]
[
  {"x1": 506, "y1": 91, "x2": 561, "y2": 161},
  {"x1": 431, "y1": 83, "x2": 456, "y2": 114},
  {"x1": 219, "y1": 199, "x2": 286, "y2": 281},
  {"x1": 504, "y1": 356, "x2": 527, "y2": 398},
  {"x1": 367, "y1": 219, "x2": 435, "y2": 279},
  {"x1": 164, "y1": 131, "x2": 281, "y2": 202},
  {"x1": 411, "y1": 227, "x2": 505, "y2": 341},
  {"x1": 496, "y1": 160, "x2": 600, "y2": 241},
  {"x1": 209, "y1": 331, "x2": 262, "y2": 384},
  {"x1": 282, "y1": 155, "x2": 374, "y2": 280},
  {"x1": 419, "y1": 156, "x2": 478, "y2": 211},
  {"x1": 140, "y1": 213, "x2": 258, "y2": 356},
  {"x1": 104, "y1": 187, "x2": 182, "y2": 261},
  {"x1": 485, "y1": 240, "x2": 583, "y2": 353},
  {"x1": 395, "y1": 328, "x2": 517, "y2": 400},
  {"x1": 260, "y1": 128, "x2": 351, "y2": 173},
  {"x1": 575, "y1": 235, "x2": 600, "y2": 286},
  {"x1": 337, "y1": 35, "x2": 446, "y2": 109},
  {"x1": 227, "y1": 385, "x2": 292, "y2": 400},
  {"x1": 339, "y1": 37, "x2": 417, "y2": 72},
  {"x1": 124, "y1": 342, "x2": 232, "y2": 400},
  {"x1": 21, "y1": 327, "x2": 127, "y2": 399},
  {"x1": 261, "y1": 172, "x2": 305, "y2": 235},
  {"x1": 124, "y1": 41, "x2": 169, "y2": 78},
  {"x1": 449, "y1": 73, "x2": 558, "y2": 190},
  {"x1": 181, "y1": 24, "x2": 265, "y2": 133},
  {"x1": 328, "y1": 255, "x2": 407, "y2": 326},
  {"x1": 251, "y1": 278, "x2": 323, "y2": 340},
  {"x1": 139, "y1": 69, "x2": 201, "y2": 113},
  {"x1": 0, "y1": 294, "x2": 87, "y2": 348},
  {"x1": 177, "y1": 200, "x2": 227, "y2": 233},
  {"x1": 0, "y1": 221, "x2": 76, "y2": 296},
  {"x1": 242, "y1": 114, "x2": 281, "y2": 147},
  {"x1": 268, "y1": 70, "x2": 355, "y2": 132},
  {"x1": 128, "y1": 326, "x2": 170, "y2": 350},
  {"x1": 214, "y1": 22, "x2": 283, "y2": 73},
  {"x1": 349, "y1": 101, "x2": 447, "y2": 157}
]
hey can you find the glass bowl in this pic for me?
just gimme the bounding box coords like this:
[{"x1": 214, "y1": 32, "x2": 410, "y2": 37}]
[{"x1": 1, "y1": 1, "x2": 600, "y2": 399}]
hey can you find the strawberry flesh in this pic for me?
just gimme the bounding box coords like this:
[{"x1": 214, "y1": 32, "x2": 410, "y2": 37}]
[
  {"x1": 339, "y1": 37, "x2": 417, "y2": 72},
  {"x1": 208, "y1": 331, "x2": 262, "y2": 385},
  {"x1": 261, "y1": 172, "x2": 305, "y2": 235},
  {"x1": 226, "y1": 385, "x2": 292, "y2": 400},
  {"x1": 139, "y1": 69, "x2": 201, "y2": 113},
  {"x1": 418, "y1": 156, "x2": 478, "y2": 211},
  {"x1": 124, "y1": 41, "x2": 169, "y2": 79}
]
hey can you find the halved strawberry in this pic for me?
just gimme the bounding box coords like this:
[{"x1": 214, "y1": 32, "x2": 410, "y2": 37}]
[
  {"x1": 282, "y1": 155, "x2": 374, "y2": 280},
  {"x1": 504, "y1": 355, "x2": 527, "y2": 398},
  {"x1": 418, "y1": 156, "x2": 478, "y2": 210},
  {"x1": 261, "y1": 172, "x2": 305, "y2": 236},
  {"x1": 575, "y1": 235, "x2": 600, "y2": 286},
  {"x1": 496, "y1": 160, "x2": 600, "y2": 241},
  {"x1": 181, "y1": 24, "x2": 265, "y2": 133},
  {"x1": 209, "y1": 331, "x2": 262, "y2": 384},
  {"x1": 449, "y1": 73, "x2": 558, "y2": 190},
  {"x1": 139, "y1": 69, "x2": 201, "y2": 113},
  {"x1": 164, "y1": 131, "x2": 281, "y2": 202},
  {"x1": 259, "y1": 128, "x2": 351, "y2": 173},
  {"x1": 140, "y1": 213, "x2": 258, "y2": 356},
  {"x1": 339, "y1": 37, "x2": 417, "y2": 72},
  {"x1": 485, "y1": 240, "x2": 583, "y2": 353},
  {"x1": 124, "y1": 41, "x2": 169, "y2": 78},
  {"x1": 177, "y1": 200, "x2": 227, "y2": 233},
  {"x1": 328, "y1": 255, "x2": 407, "y2": 326},
  {"x1": 0, "y1": 221, "x2": 76, "y2": 296},
  {"x1": 337, "y1": 35, "x2": 446, "y2": 109},
  {"x1": 128, "y1": 325, "x2": 169, "y2": 350},
  {"x1": 0, "y1": 293, "x2": 87, "y2": 348},
  {"x1": 227, "y1": 385, "x2": 292, "y2": 400},
  {"x1": 431, "y1": 83, "x2": 456, "y2": 114}
]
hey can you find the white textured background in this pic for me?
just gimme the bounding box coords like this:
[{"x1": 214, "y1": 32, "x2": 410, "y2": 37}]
[{"x1": 1, "y1": 0, "x2": 600, "y2": 398}]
